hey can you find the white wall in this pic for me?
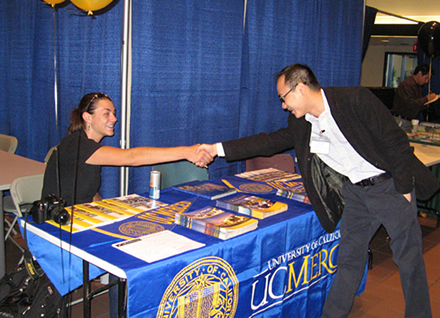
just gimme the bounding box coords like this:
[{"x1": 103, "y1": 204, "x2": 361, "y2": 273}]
[{"x1": 361, "y1": 42, "x2": 414, "y2": 87}]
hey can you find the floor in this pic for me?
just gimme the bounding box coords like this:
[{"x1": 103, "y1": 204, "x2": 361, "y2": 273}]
[
  {"x1": 4, "y1": 214, "x2": 440, "y2": 318},
  {"x1": 350, "y1": 215, "x2": 440, "y2": 318}
]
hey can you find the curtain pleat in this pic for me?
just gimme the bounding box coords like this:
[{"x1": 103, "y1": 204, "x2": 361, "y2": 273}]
[
  {"x1": 129, "y1": 0, "x2": 245, "y2": 194},
  {"x1": 0, "y1": 2, "x2": 123, "y2": 199}
]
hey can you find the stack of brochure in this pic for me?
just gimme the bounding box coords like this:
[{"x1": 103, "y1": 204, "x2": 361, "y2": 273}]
[
  {"x1": 175, "y1": 206, "x2": 258, "y2": 240},
  {"x1": 215, "y1": 194, "x2": 288, "y2": 219},
  {"x1": 235, "y1": 168, "x2": 310, "y2": 204}
]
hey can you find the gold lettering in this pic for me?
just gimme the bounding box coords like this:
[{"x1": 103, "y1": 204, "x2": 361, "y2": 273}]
[
  {"x1": 286, "y1": 254, "x2": 310, "y2": 292},
  {"x1": 319, "y1": 245, "x2": 338, "y2": 273},
  {"x1": 328, "y1": 244, "x2": 339, "y2": 272},
  {"x1": 267, "y1": 181, "x2": 301, "y2": 190},
  {"x1": 137, "y1": 214, "x2": 173, "y2": 224},
  {"x1": 319, "y1": 248, "x2": 329, "y2": 272},
  {"x1": 155, "y1": 208, "x2": 178, "y2": 217},
  {"x1": 158, "y1": 201, "x2": 192, "y2": 215},
  {"x1": 309, "y1": 252, "x2": 320, "y2": 281}
]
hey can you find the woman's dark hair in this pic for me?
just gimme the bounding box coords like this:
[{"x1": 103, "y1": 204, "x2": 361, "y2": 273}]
[{"x1": 68, "y1": 92, "x2": 112, "y2": 134}]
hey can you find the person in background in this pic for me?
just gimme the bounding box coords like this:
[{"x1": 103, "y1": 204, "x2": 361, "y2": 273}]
[
  {"x1": 391, "y1": 64, "x2": 437, "y2": 132},
  {"x1": 198, "y1": 64, "x2": 439, "y2": 317},
  {"x1": 41, "y1": 92, "x2": 212, "y2": 318}
]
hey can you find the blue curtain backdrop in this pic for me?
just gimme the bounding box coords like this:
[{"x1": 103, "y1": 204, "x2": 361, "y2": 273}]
[
  {"x1": 0, "y1": 0, "x2": 364, "y2": 199},
  {"x1": 236, "y1": 0, "x2": 364, "y2": 175},
  {"x1": 0, "y1": 1, "x2": 123, "y2": 199},
  {"x1": 129, "y1": 0, "x2": 245, "y2": 195}
]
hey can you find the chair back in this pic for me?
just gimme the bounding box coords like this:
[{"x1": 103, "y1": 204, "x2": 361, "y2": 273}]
[
  {"x1": 0, "y1": 134, "x2": 18, "y2": 153},
  {"x1": 152, "y1": 161, "x2": 209, "y2": 189},
  {"x1": 10, "y1": 174, "x2": 44, "y2": 217},
  {"x1": 44, "y1": 146, "x2": 57, "y2": 163},
  {"x1": 245, "y1": 154, "x2": 296, "y2": 172}
]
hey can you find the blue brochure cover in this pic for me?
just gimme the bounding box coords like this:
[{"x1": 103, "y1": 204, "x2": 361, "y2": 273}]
[
  {"x1": 226, "y1": 168, "x2": 310, "y2": 204},
  {"x1": 172, "y1": 179, "x2": 236, "y2": 200}
]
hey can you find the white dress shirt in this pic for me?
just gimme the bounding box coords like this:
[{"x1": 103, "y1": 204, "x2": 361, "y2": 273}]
[
  {"x1": 217, "y1": 89, "x2": 385, "y2": 184},
  {"x1": 304, "y1": 90, "x2": 384, "y2": 184}
]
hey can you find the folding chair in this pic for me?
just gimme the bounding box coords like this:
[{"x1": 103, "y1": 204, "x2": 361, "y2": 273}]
[
  {"x1": 44, "y1": 146, "x2": 57, "y2": 164},
  {"x1": 1, "y1": 134, "x2": 19, "y2": 252},
  {"x1": 0, "y1": 134, "x2": 18, "y2": 153},
  {"x1": 4, "y1": 146, "x2": 52, "y2": 244},
  {"x1": 4, "y1": 174, "x2": 44, "y2": 262}
]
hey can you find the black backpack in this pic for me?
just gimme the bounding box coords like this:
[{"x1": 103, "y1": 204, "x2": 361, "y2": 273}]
[{"x1": 0, "y1": 251, "x2": 67, "y2": 317}]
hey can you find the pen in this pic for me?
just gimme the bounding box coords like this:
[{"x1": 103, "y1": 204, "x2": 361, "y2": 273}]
[{"x1": 88, "y1": 239, "x2": 123, "y2": 248}]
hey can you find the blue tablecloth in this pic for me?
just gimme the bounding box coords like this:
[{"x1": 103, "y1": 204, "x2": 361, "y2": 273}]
[{"x1": 21, "y1": 177, "x2": 366, "y2": 318}]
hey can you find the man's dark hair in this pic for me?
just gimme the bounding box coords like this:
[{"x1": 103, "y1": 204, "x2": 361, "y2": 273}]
[
  {"x1": 414, "y1": 64, "x2": 435, "y2": 76},
  {"x1": 276, "y1": 64, "x2": 321, "y2": 91}
]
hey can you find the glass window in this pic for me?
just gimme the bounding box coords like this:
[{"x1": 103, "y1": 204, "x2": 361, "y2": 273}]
[{"x1": 384, "y1": 53, "x2": 417, "y2": 87}]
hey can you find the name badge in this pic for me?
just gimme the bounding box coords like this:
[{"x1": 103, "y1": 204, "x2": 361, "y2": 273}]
[{"x1": 310, "y1": 136, "x2": 330, "y2": 154}]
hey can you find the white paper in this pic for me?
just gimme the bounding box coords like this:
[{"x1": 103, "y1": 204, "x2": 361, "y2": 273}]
[
  {"x1": 112, "y1": 230, "x2": 205, "y2": 263},
  {"x1": 424, "y1": 94, "x2": 439, "y2": 105}
]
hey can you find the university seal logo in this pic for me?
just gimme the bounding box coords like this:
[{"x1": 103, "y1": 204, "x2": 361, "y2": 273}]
[
  {"x1": 157, "y1": 256, "x2": 239, "y2": 318},
  {"x1": 119, "y1": 221, "x2": 164, "y2": 237}
]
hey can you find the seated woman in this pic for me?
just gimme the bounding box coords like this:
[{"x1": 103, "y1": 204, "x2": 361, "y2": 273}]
[
  {"x1": 42, "y1": 92, "x2": 212, "y2": 205},
  {"x1": 41, "y1": 92, "x2": 213, "y2": 318}
]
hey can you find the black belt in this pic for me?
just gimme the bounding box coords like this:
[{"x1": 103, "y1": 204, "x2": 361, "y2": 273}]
[
  {"x1": 392, "y1": 113, "x2": 411, "y2": 121},
  {"x1": 354, "y1": 172, "x2": 392, "y2": 187}
]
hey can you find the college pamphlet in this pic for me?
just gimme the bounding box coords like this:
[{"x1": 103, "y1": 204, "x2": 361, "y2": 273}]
[
  {"x1": 215, "y1": 194, "x2": 288, "y2": 219},
  {"x1": 46, "y1": 194, "x2": 168, "y2": 232},
  {"x1": 234, "y1": 168, "x2": 310, "y2": 204},
  {"x1": 176, "y1": 206, "x2": 258, "y2": 240},
  {"x1": 172, "y1": 180, "x2": 237, "y2": 200}
]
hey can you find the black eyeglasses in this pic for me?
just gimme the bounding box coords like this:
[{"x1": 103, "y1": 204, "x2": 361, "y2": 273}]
[{"x1": 279, "y1": 84, "x2": 298, "y2": 103}]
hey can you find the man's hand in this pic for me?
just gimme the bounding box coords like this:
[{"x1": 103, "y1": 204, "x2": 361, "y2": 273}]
[
  {"x1": 197, "y1": 144, "x2": 218, "y2": 158},
  {"x1": 403, "y1": 192, "x2": 411, "y2": 202},
  {"x1": 186, "y1": 144, "x2": 213, "y2": 167},
  {"x1": 428, "y1": 93, "x2": 438, "y2": 101}
]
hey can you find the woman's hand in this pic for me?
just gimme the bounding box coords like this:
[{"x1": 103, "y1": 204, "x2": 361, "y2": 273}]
[
  {"x1": 197, "y1": 144, "x2": 218, "y2": 157},
  {"x1": 186, "y1": 144, "x2": 214, "y2": 167}
]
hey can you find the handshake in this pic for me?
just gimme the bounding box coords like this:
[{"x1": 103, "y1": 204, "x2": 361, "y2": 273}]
[{"x1": 186, "y1": 143, "x2": 218, "y2": 168}]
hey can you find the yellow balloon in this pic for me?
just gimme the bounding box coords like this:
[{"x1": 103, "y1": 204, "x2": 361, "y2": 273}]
[
  {"x1": 43, "y1": 0, "x2": 66, "y2": 6},
  {"x1": 70, "y1": 0, "x2": 114, "y2": 13}
]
